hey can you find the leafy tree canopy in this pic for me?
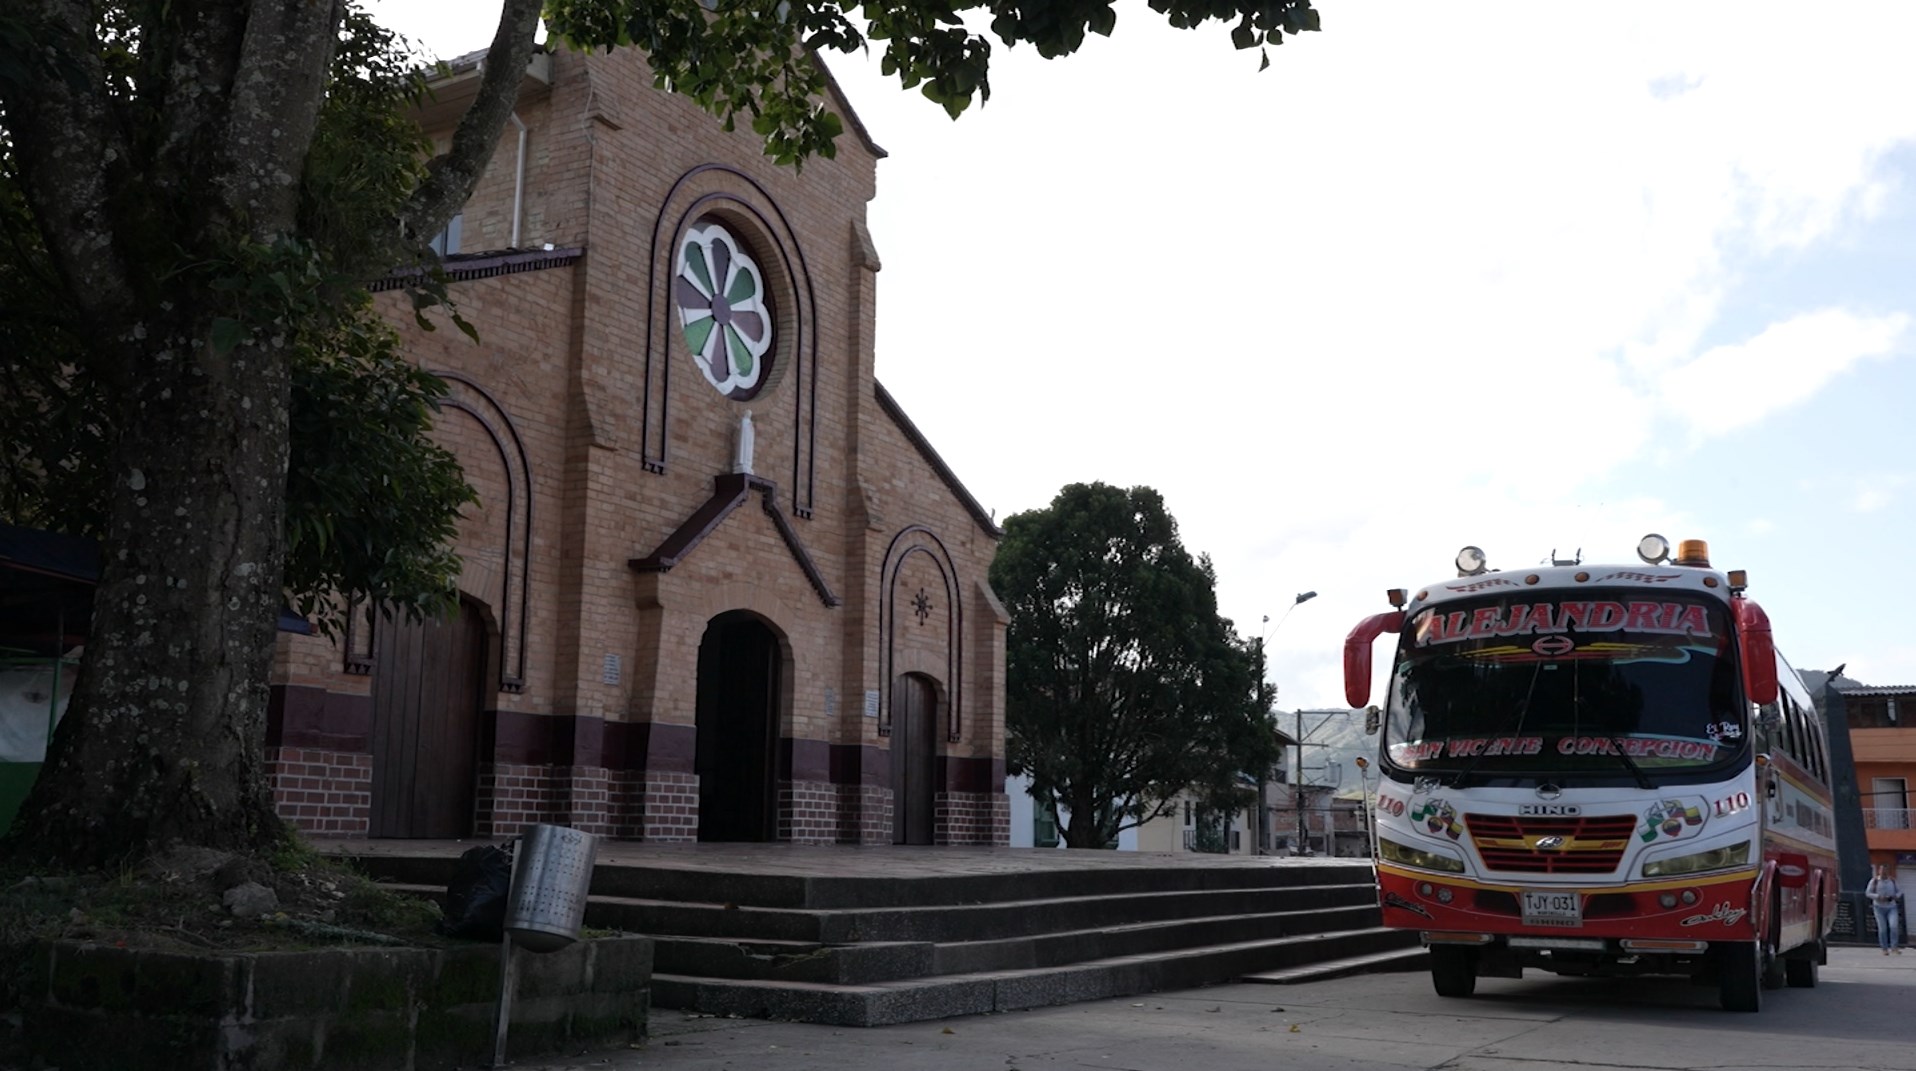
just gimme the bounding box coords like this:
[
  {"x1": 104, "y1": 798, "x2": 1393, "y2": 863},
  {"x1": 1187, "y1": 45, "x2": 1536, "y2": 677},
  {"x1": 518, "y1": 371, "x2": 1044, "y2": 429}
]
[
  {"x1": 990, "y1": 482, "x2": 1282, "y2": 849},
  {"x1": 549, "y1": 0, "x2": 1320, "y2": 165},
  {"x1": 0, "y1": 8, "x2": 473, "y2": 640}
]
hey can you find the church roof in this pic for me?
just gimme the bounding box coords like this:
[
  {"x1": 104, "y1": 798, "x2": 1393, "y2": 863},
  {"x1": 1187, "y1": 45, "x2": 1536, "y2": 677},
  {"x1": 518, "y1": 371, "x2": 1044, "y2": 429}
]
[{"x1": 874, "y1": 382, "x2": 999, "y2": 539}]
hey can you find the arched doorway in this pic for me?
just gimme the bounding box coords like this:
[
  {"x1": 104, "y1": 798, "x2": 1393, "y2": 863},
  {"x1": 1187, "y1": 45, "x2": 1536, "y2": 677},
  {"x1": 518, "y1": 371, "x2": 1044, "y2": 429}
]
[
  {"x1": 891, "y1": 673, "x2": 939, "y2": 845},
  {"x1": 695, "y1": 611, "x2": 782, "y2": 842},
  {"x1": 369, "y1": 598, "x2": 487, "y2": 838}
]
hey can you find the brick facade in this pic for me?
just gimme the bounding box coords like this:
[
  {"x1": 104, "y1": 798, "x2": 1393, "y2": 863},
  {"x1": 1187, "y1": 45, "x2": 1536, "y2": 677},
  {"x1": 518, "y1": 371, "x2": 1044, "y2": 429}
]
[
  {"x1": 265, "y1": 747, "x2": 371, "y2": 836},
  {"x1": 265, "y1": 47, "x2": 1009, "y2": 847}
]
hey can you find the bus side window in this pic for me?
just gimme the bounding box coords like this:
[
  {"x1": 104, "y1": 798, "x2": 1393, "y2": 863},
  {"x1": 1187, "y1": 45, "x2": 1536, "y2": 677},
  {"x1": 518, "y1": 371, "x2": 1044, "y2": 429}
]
[
  {"x1": 1758, "y1": 700, "x2": 1782, "y2": 752},
  {"x1": 1809, "y1": 707, "x2": 1828, "y2": 782},
  {"x1": 1778, "y1": 697, "x2": 1793, "y2": 770}
]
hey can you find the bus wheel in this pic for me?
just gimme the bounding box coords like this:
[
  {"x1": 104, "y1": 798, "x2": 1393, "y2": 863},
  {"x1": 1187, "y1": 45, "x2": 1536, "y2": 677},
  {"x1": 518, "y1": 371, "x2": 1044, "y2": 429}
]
[
  {"x1": 1430, "y1": 945, "x2": 1477, "y2": 998},
  {"x1": 1760, "y1": 898, "x2": 1786, "y2": 990},
  {"x1": 1760, "y1": 947, "x2": 1786, "y2": 990},
  {"x1": 1785, "y1": 942, "x2": 1821, "y2": 988},
  {"x1": 1717, "y1": 941, "x2": 1761, "y2": 1013}
]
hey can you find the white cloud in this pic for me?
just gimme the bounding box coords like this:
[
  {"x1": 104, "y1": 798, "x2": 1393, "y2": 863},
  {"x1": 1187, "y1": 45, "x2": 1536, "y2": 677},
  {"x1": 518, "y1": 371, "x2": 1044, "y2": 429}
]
[
  {"x1": 1656, "y1": 309, "x2": 1906, "y2": 439},
  {"x1": 1851, "y1": 473, "x2": 1911, "y2": 514}
]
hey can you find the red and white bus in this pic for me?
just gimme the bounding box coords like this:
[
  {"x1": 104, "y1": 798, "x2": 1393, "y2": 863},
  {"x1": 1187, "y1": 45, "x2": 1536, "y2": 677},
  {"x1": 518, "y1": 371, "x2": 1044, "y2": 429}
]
[{"x1": 1345, "y1": 535, "x2": 1838, "y2": 1012}]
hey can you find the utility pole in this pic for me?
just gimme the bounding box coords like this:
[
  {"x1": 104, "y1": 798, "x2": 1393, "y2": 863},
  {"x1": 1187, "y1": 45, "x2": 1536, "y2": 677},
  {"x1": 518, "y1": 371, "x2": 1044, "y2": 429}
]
[{"x1": 1295, "y1": 707, "x2": 1308, "y2": 855}]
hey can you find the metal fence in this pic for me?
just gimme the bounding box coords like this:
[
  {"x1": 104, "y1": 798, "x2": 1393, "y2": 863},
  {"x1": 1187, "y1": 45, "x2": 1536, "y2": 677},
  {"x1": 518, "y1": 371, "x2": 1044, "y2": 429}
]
[{"x1": 1863, "y1": 808, "x2": 1913, "y2": 830}]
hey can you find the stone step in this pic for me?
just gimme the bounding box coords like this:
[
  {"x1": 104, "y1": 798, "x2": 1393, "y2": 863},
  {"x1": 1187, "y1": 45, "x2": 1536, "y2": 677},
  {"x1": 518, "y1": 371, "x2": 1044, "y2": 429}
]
[
  {"x1": 582, "y1": 882, "x2": 1379, "y2": 944},
  {"x1": 649, "y1": 903, "x2": 1384, "y2": 985},
  {"x1": 652, "y1": 936, "x2": 934, "y2": 985},
  {"x1": 1239, "y1": 943, "x2": 1430, "y2": 985},
  {"x1": 345, "y1": 849, "x2": 1377, "y2": 910},
  {"x1": 650, "y1": 927, "x2": 1420, "y2": 1027},
  {"x1": 931, "y1": 903, "x2": 1382, "y2": 975}
]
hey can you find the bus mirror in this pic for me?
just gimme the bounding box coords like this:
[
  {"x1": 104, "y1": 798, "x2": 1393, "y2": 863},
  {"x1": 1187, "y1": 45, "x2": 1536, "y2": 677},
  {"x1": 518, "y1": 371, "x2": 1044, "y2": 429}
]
[
  {"x1": 1364, "y1": 705, "x2": 1381, "y2": 735},
  {"x1": 1343, "y1": 611, "x2": 1405, "y2": 708},
  {"x1": 1732, "y1": 598, "x2": 1778, "y2": 707}
]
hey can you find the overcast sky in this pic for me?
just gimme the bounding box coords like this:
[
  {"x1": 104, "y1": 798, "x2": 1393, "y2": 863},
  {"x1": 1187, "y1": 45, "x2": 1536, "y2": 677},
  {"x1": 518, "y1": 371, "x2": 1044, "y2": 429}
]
[{"x1": 373, "y1": 1, "x2": 1916, "y2": 712}]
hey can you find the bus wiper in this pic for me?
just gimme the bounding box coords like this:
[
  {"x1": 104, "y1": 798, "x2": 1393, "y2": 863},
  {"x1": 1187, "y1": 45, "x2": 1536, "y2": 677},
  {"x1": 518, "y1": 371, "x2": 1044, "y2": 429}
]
[
  {"x1": 1607, "y1": 734, "x2": 1656, "y2": 790},
  {"x1": 1449, "y1": 661, "x2": 1544, "y2": 788}
]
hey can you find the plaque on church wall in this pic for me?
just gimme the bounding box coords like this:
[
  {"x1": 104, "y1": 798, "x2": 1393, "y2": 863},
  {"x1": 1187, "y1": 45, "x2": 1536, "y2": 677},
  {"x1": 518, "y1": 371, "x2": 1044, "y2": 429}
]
[
  {"x1": 601, "y1": 653, "x2": 621, "y2": 686},
  {"x1": 863, "y1": 690, "x2": 880, "y2": 718},
  {"x1": 1832, "y1": 898, "x2": 1856, "y2": 941}
]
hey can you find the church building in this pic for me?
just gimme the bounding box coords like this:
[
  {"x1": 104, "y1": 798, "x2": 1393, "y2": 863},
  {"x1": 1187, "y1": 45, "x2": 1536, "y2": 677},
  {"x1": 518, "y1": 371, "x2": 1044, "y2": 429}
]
[{"x1": 265, "y1": 44, "x2": 1009, "y2": 846}]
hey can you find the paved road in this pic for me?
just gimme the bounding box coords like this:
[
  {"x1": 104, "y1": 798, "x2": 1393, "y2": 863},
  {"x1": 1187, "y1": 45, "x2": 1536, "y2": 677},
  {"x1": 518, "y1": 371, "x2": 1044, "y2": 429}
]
[{"x1": 519, "y1": 947, "x2": 1915, "y2": 1071}]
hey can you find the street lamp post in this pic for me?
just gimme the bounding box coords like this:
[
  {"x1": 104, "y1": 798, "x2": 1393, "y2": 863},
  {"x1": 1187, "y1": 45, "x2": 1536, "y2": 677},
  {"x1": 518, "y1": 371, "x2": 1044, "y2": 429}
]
[
  {"x1": 1261, "y1": 591, "x2": 1315, "y2": 855},
  {"x1": 1295, "y1": 708, "x2": 1309, "y2": 853}
]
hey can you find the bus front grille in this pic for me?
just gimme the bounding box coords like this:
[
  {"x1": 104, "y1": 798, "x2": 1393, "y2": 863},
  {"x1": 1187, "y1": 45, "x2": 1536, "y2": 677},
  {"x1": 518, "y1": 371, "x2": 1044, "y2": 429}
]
[{"x1": 1464, "y1": 813, "x2": 1639, "y2": 874}]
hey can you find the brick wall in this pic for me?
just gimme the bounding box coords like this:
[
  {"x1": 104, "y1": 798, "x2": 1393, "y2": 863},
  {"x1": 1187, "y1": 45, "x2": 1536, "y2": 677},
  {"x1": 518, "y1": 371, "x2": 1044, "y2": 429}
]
[
  {"x1": 836, "y1": 784, "x2": 892, "y2": 845},
  {"x1": 639, "y1": 771, "x2": 699, "y2": 842},
  {"x1": 265, "y1": 748, "x2": 370, "y2": 836},
  {"x1": 777, "y1": 780, "x2": 839, "y2": 844},
  {"x1": 475, "y1": 763, "x2": 565, "y2": 837},
  {"x1": 937, "y1": 792, "x2": 1010, "y2": 846}
]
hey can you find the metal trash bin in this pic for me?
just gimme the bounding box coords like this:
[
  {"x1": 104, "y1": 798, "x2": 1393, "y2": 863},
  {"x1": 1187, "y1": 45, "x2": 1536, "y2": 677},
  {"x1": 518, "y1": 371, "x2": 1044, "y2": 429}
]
[{"x1": 502, "y1": 823, "x2": 598, "y2": 952}]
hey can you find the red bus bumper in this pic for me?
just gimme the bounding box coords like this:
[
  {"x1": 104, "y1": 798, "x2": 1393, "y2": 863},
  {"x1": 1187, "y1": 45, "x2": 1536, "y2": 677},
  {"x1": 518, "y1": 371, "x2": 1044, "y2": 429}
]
[{"x1": 1377, "y1": 863, "x2": 1760, "y2": 942}]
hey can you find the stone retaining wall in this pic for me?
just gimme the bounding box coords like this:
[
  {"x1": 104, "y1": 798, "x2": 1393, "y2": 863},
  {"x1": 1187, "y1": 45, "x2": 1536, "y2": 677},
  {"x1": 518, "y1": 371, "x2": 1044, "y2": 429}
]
[{"x1": 26, "y1": 935, "x2": 651, "y2": 1070}]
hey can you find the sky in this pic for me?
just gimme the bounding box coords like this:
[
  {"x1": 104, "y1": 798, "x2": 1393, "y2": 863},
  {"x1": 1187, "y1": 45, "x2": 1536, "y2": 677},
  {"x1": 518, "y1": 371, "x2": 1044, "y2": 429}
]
[{"x1": 372, "y1": 1, "x2": 1916, "y2": 731}]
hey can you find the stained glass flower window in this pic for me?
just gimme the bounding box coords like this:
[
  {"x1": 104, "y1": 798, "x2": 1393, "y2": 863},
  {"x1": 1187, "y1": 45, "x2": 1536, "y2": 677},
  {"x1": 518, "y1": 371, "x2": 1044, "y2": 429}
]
[{"x1": 675, "y1": 222, "x2": 773, "y2": 399}]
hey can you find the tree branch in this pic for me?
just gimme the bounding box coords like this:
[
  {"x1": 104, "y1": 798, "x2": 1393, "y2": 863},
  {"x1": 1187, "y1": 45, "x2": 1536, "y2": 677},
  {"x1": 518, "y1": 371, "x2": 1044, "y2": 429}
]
[
  {"x1": 215, "y1": 0, "x2": 348, "y2": 240},
  {"x1": 400, "y1": 0, "x2": 544, "y2": 246}
]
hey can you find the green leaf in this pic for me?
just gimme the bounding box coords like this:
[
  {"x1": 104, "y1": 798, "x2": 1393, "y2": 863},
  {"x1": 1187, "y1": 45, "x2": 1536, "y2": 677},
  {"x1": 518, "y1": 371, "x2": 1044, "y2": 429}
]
[{"x1": 210, "y1": 317, "x2": 246, "y2": 356}]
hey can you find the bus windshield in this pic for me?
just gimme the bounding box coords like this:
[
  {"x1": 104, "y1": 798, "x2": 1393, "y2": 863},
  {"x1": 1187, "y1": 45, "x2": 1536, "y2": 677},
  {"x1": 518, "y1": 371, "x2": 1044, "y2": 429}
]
[{"x1": 1383, "y1": 591, "x2": 1744, "y2": 780}]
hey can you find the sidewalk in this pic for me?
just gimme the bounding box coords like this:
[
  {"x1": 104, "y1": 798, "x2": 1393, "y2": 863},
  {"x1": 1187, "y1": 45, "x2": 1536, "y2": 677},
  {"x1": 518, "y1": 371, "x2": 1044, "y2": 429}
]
[{"x1": 512, "y1": 945, "x2": 1916, "y2": 1071}]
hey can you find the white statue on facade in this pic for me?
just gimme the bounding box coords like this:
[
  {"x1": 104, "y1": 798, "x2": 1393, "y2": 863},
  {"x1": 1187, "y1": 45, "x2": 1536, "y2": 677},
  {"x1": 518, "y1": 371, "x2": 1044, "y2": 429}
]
[{"x1": 733, "y1": 409, "x2": 755, "y2": 475}]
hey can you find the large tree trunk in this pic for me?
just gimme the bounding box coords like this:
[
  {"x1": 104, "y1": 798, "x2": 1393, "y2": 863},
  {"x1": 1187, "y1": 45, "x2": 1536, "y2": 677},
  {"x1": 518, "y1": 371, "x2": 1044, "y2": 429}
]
[
  {"x1": 0, "y1": 0, "x2": 542, "y2": 866},
  {"x1": 0, "y1": 0, "x2": 338, "y2": 865},
  {"x1": 13, "y1": 328, "x2": 291, "y2": 862}
]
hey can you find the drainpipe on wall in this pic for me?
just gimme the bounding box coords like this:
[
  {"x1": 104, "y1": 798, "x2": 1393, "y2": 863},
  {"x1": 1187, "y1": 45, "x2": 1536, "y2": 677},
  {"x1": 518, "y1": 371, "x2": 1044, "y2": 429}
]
[{"x1": 509, "y1": 112, "x2": 528, "y2": 247}]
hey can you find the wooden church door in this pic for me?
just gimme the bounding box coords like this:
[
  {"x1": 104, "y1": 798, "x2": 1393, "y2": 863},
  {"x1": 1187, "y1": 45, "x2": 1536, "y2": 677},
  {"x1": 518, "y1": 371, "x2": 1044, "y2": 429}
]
[
  {"x1": 369, "y1": 601, "x2": 485, "y2": 838},
  {"x1": 891, "y1": 673, "x2": 938, "y2": 845}
]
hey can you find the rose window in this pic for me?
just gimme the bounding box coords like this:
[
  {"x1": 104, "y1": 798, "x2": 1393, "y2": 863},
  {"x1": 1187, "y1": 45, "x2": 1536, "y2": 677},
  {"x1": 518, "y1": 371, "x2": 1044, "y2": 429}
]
[{"x1": 675, "y1": 222, "x2": 773, "y2": 399}]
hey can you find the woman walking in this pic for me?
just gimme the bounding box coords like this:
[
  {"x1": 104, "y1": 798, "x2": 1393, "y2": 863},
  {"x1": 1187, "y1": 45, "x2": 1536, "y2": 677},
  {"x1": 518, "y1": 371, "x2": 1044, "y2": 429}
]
[{"x1": 1867, "y1": 863, "x2": 1904, "y2": 954}]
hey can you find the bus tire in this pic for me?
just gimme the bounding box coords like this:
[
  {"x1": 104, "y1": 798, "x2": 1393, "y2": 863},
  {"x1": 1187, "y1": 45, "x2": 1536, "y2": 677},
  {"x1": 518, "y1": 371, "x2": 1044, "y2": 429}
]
[
  {"x1": 1760, "y1": 948, "x2": 1786, "y2": 990},
  {"x1": 1785, "y1": 943, "x2": 1820, "y2": 988},
  {"x1": 1717, "y1": 941, "x2": 1761, "y2": 1013},
  {"x1": 1430, "y1": 945, "x2": 1477, "y2": 998},
  {"x1": 1761, "y1": 895, "x2": 1786, "y2": 990}
]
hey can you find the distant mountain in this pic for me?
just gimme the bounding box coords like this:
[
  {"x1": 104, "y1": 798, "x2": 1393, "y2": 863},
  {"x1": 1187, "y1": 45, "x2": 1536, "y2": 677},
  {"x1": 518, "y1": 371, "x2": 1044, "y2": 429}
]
[{"x1": 1285, "y1": 708, "x2": 1376, "y2": 791}]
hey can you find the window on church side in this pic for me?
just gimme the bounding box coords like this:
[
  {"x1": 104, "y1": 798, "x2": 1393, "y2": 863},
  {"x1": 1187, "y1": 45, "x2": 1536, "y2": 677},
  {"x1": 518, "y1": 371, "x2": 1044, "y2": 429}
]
[{"x1": 675, "y1": 220, "x2": 774, "y2": 400}]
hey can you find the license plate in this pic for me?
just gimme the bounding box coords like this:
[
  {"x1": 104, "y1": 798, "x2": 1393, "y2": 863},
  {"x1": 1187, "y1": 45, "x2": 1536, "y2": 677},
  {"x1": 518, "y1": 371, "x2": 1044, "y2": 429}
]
[{"x1": 1522, "y1": 890, "x2": 1582, "y2": 928}]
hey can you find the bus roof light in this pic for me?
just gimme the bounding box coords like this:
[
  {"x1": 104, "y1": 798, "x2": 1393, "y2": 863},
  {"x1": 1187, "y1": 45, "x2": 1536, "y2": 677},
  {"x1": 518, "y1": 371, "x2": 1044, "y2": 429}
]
[
  {"x1": 1387, "y1": 588, "x2": 1408, "y2": 607},
  {"x1": 1637, "y1": 533, "x2": 1671, "y2": 564},
  {"x1": 1674, "y1": 539, "x2": 1711, "y2": 567},
  {"x1": 1456, "y1": 546, "x2": 1488, "y2": 576},
  {"x1": 1727, "y1": 569, "x2": 1748, "y2": 593}
]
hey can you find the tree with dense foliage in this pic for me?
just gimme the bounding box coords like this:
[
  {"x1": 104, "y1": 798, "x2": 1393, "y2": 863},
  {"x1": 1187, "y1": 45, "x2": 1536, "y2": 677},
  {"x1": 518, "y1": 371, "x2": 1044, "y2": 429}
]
[
  {"x1": 990, "y1": 483, "x2": 1282, "y2": 849},
  {"x1": 0, "y1": 0, "x2": 1316, "y2": 866}
]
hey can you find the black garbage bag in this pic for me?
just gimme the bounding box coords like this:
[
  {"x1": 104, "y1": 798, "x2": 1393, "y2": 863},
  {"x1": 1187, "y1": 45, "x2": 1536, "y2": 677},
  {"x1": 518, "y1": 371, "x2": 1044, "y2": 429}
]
[{"x1": 437, "y1": 842, "x2": 513, "y2": 939}]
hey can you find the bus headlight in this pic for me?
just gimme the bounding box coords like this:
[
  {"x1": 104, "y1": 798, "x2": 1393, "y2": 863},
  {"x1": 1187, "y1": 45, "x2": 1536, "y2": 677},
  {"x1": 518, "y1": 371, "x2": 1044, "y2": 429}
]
[
  {"x1": 1379, "y1": 837, "x2": 1466, "y2": 873},
  {"x1": 1641, "y1": 842, "x2": 1750, "y2": 878}
]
